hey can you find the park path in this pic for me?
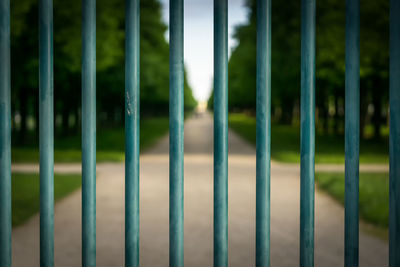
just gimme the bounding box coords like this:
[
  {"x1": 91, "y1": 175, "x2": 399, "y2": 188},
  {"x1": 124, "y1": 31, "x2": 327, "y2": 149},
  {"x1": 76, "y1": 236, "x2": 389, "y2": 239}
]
[{"x1": 12, "y1": 113, "x2": 388, "y2": 266}]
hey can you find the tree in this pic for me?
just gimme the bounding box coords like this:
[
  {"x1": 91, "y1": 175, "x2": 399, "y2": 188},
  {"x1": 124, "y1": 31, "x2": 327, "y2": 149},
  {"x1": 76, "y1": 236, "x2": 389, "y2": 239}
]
[
  {"x1": 11, "y1": 0, "x2": 197, "y2": 143},
  {"x1": 212, "y1": 0, "x2": 389, "y2": 138}
]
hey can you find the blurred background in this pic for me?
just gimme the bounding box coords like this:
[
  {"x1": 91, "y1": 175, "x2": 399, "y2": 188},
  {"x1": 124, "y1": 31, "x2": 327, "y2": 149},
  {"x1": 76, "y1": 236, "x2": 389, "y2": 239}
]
[
  {"x1": 10, "y1": 0, "x2": 389, "y2": 163},
  {"x1": 10, "y1": 0, "x2": 390, "y2": 263}
]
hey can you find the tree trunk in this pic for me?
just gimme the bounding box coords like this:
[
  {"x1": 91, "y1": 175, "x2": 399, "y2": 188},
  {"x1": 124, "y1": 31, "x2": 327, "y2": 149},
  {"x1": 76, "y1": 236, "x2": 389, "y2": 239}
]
[
  {"x1": 34, "y1": 94, "x2": 39, "y2": 140},
  {"x1": 19, "y1": 89, "x2": 28, "y2": 144},
  {"x1": 280, "y1": 103, "x2": 293, "y2": 124},
  {"x1": 360, "y1": 87, "x2": 368, "y2": 140},
  {"x1": 372, "y1": 84, "x2": 382, "y2": 139},
  {"x1": 73, "y1": 108, "x2": 80, "y2": 134},
  {"x1": 62, "y1": 105, "x2": 70, "y2": 136},
  {"x1": 334, "y1": 93, "x2": 340, "y2": 135},
  {"x1": 323, "y1": 105, "x2": 329, "y2": 134}
]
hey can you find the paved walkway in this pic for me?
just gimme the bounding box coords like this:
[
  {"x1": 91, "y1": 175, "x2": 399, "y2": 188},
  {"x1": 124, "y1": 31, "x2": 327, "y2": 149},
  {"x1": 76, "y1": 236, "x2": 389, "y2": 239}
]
[{"x1": 12, "y1": 113, "x2": 388, "y2": 266}]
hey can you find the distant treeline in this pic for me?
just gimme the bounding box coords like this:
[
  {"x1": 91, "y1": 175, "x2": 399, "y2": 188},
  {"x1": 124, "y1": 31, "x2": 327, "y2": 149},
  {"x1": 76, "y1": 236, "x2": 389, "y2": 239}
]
[
  {"x1": 11, "y1": 0, "x2": 196, "y2": 143},
  {"x1": 209, "y1": 0, "x2": 388, "y2": 139}
]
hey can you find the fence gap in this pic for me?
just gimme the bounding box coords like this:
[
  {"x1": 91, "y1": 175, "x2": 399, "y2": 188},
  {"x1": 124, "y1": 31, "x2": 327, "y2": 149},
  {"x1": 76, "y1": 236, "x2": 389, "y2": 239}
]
[
  {"x1": 0, "y1": 0, "x2": 11, "y2": 266},
  {"x1": 125, "y1": 0, "x2": 140, "y2": 266},
  {"x1": 82, "y1": 0, "x2": 96, "y2": 266}
]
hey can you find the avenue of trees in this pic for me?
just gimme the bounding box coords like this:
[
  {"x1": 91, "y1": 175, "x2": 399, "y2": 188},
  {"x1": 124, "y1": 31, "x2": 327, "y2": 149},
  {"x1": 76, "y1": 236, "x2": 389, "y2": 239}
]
[
  {"x1": 209, "y1": 0, "x2": 389, "y2": 139},
  {"x1": 11, "y1": 0, "x2": 197, "y2": 144}
]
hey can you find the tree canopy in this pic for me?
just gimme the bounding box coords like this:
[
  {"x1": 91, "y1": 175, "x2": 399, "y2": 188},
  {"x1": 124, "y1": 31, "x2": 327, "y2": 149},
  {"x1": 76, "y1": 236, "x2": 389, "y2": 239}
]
[
  {"x1": 11, "y1": 0, "x2": 197, "y2": 142},
  {"x1": 209, "y1": 0, "x2": 389, "y2": 138}
]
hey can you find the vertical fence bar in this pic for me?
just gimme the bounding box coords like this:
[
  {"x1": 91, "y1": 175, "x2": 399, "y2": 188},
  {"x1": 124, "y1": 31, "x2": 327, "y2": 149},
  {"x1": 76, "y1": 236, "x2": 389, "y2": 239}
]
[
  {"x1": 256, "y1": 0, "x2": 271, "y2": 265},
  {"x1": 390, "y1": 0, "x2": 400, "y2": 265},
  {"x1": 345, "y1": 0, "x2": 360, "y2": 265},
  {"x1": 0, "y1": 0, "x2": 11, "y2": 266},
  {"x1": 39, "y1": 0, "x2": 54, "y2": 266},
  {"x1": 300, "y1": 0, "x2": 316, "y2": 266},
  {"x1": 82, "y1": 0, "x2": 96, "y2": 266},
  {"x1": 169, "y1": 0, "x2": 184, "y2": 266},
  {"x1": 214, "y1": 0, "x2": 228, "y2": 266},
  {"x1": 125, "y1": 0, "x2": 140, "y2": 266}
]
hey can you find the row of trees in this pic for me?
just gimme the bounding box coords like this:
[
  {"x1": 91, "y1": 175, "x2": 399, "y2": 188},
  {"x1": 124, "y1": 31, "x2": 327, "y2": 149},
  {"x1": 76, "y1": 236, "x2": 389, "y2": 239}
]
[
  {"x1": 12, "y1": 0, "x2": 197, "y2": 143},
  {"x1": 209, "y1": 0, "x2": 389, "y2": 139}
]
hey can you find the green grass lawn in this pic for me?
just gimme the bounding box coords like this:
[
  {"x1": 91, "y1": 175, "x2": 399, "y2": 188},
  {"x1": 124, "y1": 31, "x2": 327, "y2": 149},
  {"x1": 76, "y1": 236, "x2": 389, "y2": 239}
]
[
  {"x1": 229, "y1": 113, "x2": 388, "y2": 164},
  {"x1": 12, "y1": 117, "x2": 169, "y2": 163},
  {"x1": 12, "y1": 173, "x2": 81, "y2": 226},
  {"x1": 316, "y1": 172, "x2": 389, "y2": 232}
]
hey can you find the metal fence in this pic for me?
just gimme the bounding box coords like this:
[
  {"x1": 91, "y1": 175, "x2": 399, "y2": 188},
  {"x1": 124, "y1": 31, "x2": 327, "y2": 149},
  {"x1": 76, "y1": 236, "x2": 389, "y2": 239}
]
[{"x1": 0, "y1": 0, "x2": 399, "y2": 266}]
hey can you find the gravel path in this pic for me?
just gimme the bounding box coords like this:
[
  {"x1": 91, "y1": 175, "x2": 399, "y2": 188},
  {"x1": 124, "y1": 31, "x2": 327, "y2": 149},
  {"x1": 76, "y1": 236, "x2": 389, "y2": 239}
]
[{"x1": 12, "y1": 113, "x2": 388, "y2": 266}]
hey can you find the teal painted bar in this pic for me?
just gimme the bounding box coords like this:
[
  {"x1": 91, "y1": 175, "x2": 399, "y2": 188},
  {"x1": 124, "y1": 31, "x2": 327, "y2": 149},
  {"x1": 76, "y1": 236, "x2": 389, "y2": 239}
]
[
  {"x1": 345, "y1": 0, "x2": 360, "y2": 266},
  {"x1": 390, "y1": 0, "x2": 400, "y2": 266},
  {"x1": 0, "y1": 0, "x2": 11, "y2": 266},
  {"x1": 214, "y1": 0, "x2": 228, "y2": 266},
  {"x1": 82, "y1": 0, "x2": 96, "y2": 266},
  {"x1": 256, "y1": 0, "x2": 271, "y2": 266},
  {"x1": 169, "y1": 0, "x2": 184, "y2": 266},
  {"x1": 300, "y1": 0, "x2": 315, "y2": 266},
  {"x1": 125, "y1": 0, "x2": 140, "y2": 266},
  {"x1": 39, "y1": 0, "x2": 54, "y2": 266}
]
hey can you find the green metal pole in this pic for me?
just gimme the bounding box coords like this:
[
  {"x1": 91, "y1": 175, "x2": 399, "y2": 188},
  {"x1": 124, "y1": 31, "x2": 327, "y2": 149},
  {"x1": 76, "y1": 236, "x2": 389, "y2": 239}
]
[
  {"x1": 82, "y1": 0, "x2": 96, "y2": 266},
  {"x1": 256, "y1": 0, "x2": 271, "y2": 266},
  {"x1": 39, "y1": 0, "x2": 54, "y2": 266},
  {"x1": 125, "y1": 0, "x2": 140, "y2": 266},
  {"x1": 345, "y1": 0, "x2": 360, "y2": 266},
  {"x1": 214, "y1": 0, "x2": 228, "y2": 266},
  {"x1": 300, "y1": 0, "x2": 315, "y2": 266},
  {"x1": 169, "y1": 0, "x2": 184, "y2": 266},
  {"x1": 0, "y1": 0, "x2": 11, "y2": 266},
  {"x1": 390, "y1": 0, "x2": 400, "y2": 265}
]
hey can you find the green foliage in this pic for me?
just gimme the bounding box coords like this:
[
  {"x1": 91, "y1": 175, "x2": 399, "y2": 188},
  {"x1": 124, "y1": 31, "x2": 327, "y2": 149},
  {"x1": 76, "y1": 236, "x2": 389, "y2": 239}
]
[
  {"x1": 10, "y1": 0, "x2": 196, "y2": 142},
  {"x1": 316, "y1": 172, "x2": 389, "y2": 229},
  {"x1": 212, "y1": 0, "x2": 389, "y2": 136},
  {"x1": 12, "y1": 173, "x2": 81, "y2": 226},
  {"x1": 12, "y1": 117, "x2": 169, "y2": 163},
  {"x1": 209, "y1": 0, "x2": 301, "y2": 119},
  {"x1": 228, "y1": 113, "x2": 388, "y2": 163}
]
